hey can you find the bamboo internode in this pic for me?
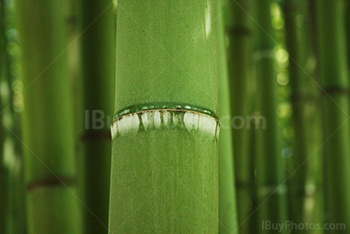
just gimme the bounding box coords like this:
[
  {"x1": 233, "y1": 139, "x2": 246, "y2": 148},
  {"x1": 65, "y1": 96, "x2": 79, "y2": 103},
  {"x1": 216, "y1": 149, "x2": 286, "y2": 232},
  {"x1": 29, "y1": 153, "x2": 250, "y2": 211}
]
[{"x1": 109, "y1": 1, "x2": 221, "y2": 233}]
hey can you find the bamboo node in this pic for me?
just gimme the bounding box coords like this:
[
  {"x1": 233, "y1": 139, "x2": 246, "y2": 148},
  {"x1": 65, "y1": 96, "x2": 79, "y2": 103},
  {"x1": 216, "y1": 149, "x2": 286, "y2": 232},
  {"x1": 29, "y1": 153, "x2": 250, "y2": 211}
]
[
  {"x1": 110, "y1": 104, "x2": 219, "y2": 139},
  {"x1": 26, "y1": 176, "x2": 76, "y2": 192}
]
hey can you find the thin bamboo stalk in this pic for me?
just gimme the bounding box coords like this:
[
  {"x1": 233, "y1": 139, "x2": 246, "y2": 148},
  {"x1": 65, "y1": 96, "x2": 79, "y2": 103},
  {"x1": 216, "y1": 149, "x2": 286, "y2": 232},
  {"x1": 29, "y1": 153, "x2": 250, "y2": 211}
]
[
  {"x1": 0, "y1": 0, "x2": 6, "y2": 232},
  {"x1": 2, "y1": 3, "x2": 27, "y2": 232},
  {"x1": 284, "y1": 0, "x2": 323, "y2": 231},
  {"x1": 3, "y1": 151, "x2": 25, "y2": 234},
  {"x1": 224, "y1": 0, "x2": 253, "y2": 232},
  {"x1": 253, "y1": 0, "x2": 287, "y2": 231},
  {"x1": 16, "y1": 0, "x2": 82, "y2": 232},
  {"x1": 109, "y1": 1, "x2": 220, "y2": 233},
  {"x1": 316, "y1": 0, "x2": 350, "y2": 232},
  {"x1": 346, "y1": 0, "x2": 350, "y2": 70},
  {"x1": 248, "y1": 115, "x2": 259, "y2": 234},
  {"x1": 0, "y1": 138, "x2": 4, "y2": 234},
  {"x1": 80, "y1": 0, "x2": 115, "y2": 233},
  {"x1": 307, "y1": 9, "x2": 325, "y2": 231},
  {"x1": 0, "y1": 3, "x2": 26, "y2": 233},
  {"x1": 217, "y1": 0, "x2": 238, "y2": 233},
  {"x1": 283, "y1": 0, "x2": 309, "y2": 227},
  {"x1": 218, "y1": 71, "x2": 238, "y2": 234},
  {"x1": 303, "y1": 3, "x2": 324, "y2": 231}
]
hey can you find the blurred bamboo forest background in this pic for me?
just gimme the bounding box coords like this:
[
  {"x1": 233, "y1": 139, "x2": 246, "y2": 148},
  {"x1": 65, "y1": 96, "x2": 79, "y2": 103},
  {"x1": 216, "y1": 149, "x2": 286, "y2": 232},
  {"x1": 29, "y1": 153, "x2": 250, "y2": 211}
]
[{"x1": 0, "y1": 0, "x2": 349, "y2": 233}]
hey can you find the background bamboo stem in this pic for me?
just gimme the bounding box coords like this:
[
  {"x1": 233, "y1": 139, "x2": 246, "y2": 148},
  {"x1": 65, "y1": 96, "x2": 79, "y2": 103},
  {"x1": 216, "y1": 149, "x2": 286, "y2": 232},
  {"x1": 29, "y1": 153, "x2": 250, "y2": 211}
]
[
  {"x1": 224, "y1": 0, "x2": 253, "y2": 232},
  {"x1": 80, "y1": 0, "x2": 115, "y2": 233},
  {"x1": 253, "y1": 0, "x2": 288, "y2": 232},
  {"x1": 248, "y1": 116, "x2": 259, "y2": 234},
  {"x1": 346, "y1": 0, "x2": 350, "y2": 70},
  {"x1": 217, "y1": 1, "x2": 238, "y2": 233},
  {"x1": 0, "y1": 0, "x2": 6, "y2": 231},
  {"x1": 284, "y1": 0, "x2": 311, "y2": 229},
  {"x1": 16, "y1": 0, "x2": 82, "y2": 232},
  {"x1": 316, "y1": 0, "x2": 350, "y2": 233},
  {"x1": 283, "y1": 0, "x2": 324, "y2": 232}
]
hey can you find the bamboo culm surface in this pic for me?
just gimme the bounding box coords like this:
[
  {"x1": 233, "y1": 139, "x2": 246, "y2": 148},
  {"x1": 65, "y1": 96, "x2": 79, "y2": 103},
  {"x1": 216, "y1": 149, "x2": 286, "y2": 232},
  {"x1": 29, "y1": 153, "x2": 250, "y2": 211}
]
[
  {"x1": 109, "y1": 1, "x2": 221, "y2": 233},
  {"x1": 0, "y1": 0, "x2": 6, "y2": 232},
  {"x1": 316, "y1": 0, "x2": 350, "y2": 233},
  {"x1": 283, "y1": 1, "x2": 324, "y2": 233},
  {"x1": 217, "y1": 0, "x2": 238, "y2": 233},
  {"x1": 284, "y1": 0, "x2": 324, "y2": 232},
  {"x1": 346, "y1": 0, "x2": 350, "y2": 70},
  {"x1": 224, "y1": 0, "x2": 253, "y2": 232},
  {"x1": 16, "y1": 0, "x2": 82, "y2": 233},
  {"x1": 253, "y1": 0, "x2": 287, "y2": 232},
  {"x1": 284, "y1": 0, "x2": 310, "y2": 229},
  {"x1": 80, "y1": 0, "x2": 115, "y2": 233}
]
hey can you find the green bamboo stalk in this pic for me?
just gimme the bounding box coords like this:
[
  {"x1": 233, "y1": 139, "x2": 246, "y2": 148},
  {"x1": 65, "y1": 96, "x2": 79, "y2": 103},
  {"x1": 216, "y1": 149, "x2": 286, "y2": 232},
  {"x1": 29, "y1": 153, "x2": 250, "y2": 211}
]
[
  {"x1": 306, "y1": 9, "x2": 324, "y2": 232},
  {"x1": 80, "y1": 0, "x2": 115, "y2": 233},
  {"x1": 224, "y1": 0, "x2": 253, "y2": 232},
  {"x1": 346, "y1": 0, "x2": 350, "y2": 70},
  {"x1": 0, "y1": 4, "x2": 15, "y2": 234},
  {"x1": 218, "y1": 70, "x2": 238, "y2": 234},
  {"x1": 109, "y1": 1, "x2": 221, "y2": 233},
  {"x1": 316, "y1": 0, "x2": 350, "y2": 232},
  {"x1": 16, "y1": 0, "x2": 82, "y2": 233},
  {"x1": 284, "y1": 1, "x2": 325, "y2": 232},
  {"x1": 0, "y1": 133, "x2": 4, "y2": 234},
  {"x1": 217, "y1": 1, "x2": 238, "y2": 233},
  {"x1": 3, "y1": 149, "x2": 25, "y2": 234},
  {"x1": 283, "y1": 0, "x2": 310, "y2": 227},
  {"x1": 284, "y1": 0, "x2": 324, "y2": 232},
  {"x1": 303, "y1": 3, "x2": 324, "y2": 230},
  {"x1": 0, "y1": 0, "x2": 6, "y2": 232},
  {"x1": 2, "y1": 2, "x2": 27, "y2": 232},
  {"x1": 253, "y1": 0, "x2": 287, "y2": 232},
  {"x1": 68, "y1": 0, "x2": 83, "y2": 140},
  {"x1": 67, "y1": 1, "x2": 85, "y2": 227},
  {"x1": 248, "y1": 115, "x2": 259, "y2": 234}
]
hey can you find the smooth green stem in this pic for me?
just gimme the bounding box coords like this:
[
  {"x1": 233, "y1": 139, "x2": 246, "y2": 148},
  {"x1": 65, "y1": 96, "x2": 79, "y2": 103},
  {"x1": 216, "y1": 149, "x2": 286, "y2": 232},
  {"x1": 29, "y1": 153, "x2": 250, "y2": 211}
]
[
  {"x1": 346, "y1": 0, "x2": 350, "y2": 70},
  {"x1": 0, "y1": 0, "x2": 6, "y2": 232},
  {"x1": 1, "y1": 3, "x2": 27, "y2": 233},
  {"x1": 109, "y1": 1, "x2": 220, "y2": 233},
  {"x1": 0, "y1": 3, "x2": 25, "y2": 234},
  {"x1": 218, "y1": 80, "x2": 238, "y2": 234},
  {"x1": 217, "y1": 0, "x2": 238, "y2": 233},
  {"x1": 248, "y1": 117, "x2": 259, "y2": 234},
  {"x1": 253, "y1": 0, "x2": 287, "y2": 232},
  {"x1": 80, "y1": 0, "x2": 115, "y2": 233},
  {"x1": 284, "y1": 0, "x2": 324, "y2": 232},
  {"x1": 283, "y1": 0, "x2": 309, "y2": 228},
  {"x1": 224, "y1": 0, "x2": 253, "y2": 232},
  {"x1": 16, "y1": 0, "x2": 82, "y2": 233},
  {"x1": 316, "y1": 0, "x2": 350, "y2": 233}
]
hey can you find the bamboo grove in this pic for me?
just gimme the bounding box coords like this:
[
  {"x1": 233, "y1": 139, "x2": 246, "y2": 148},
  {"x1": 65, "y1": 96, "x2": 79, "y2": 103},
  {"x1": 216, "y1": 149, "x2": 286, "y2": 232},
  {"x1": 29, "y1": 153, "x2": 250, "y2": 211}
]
[{"x1": 0, "y1": 0, "x2": 350, "y2": 233}]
